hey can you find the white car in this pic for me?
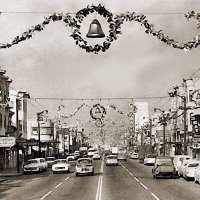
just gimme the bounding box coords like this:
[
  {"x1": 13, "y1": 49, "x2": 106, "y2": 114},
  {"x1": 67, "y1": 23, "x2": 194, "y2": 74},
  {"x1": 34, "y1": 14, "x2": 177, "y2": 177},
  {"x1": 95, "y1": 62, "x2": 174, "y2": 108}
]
[
  {"x1": 144, "y1": 154, "x2": 156, "y2": 165},
  {"x1": 194, "y1": 165, "x2": 200, "y2": 184},
  {"x1": 183, "y1": 160, "x2": 200, "y2": 181},
  {"x1": 52, "y1": 159, "x2": 71, "y2": 174},
  {"x1": 93, "y1": 152, "x2": 101, "y2": 160},
  {"x1": 130, "y1": 152, "x2": 139, "y2": 159},
  {"x1": 173, "y1": 155, "x2": 191, "y2": 175},
  {"x1": 23, "y1": 158, "x2": 48, "y2": 174},
  {"x1": 75, "y1": 158, "x2": 94, "y2": 176},
  {"x1": 88, "y1": 148, "x2": 98, "y2": 157},
  {"x1": 106, "y1": 155, "x2": 118, "y2": 166},
  {"x1": 178, "y1": 159, "x2": 190, "y2": 177}
]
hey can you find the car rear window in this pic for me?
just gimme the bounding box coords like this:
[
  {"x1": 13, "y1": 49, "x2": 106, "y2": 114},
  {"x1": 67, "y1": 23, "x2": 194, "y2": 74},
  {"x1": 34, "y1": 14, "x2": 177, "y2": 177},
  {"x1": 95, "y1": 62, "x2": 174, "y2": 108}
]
[{"x1": 188, "y1": 163, "x2": 199, "y2": 167}]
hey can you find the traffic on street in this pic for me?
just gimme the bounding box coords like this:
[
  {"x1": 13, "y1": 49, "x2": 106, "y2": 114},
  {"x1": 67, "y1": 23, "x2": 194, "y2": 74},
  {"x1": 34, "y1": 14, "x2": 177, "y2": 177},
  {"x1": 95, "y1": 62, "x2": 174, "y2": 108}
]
[{"x1": 1, "y1": 153, "x2": 200, "y2": 200}]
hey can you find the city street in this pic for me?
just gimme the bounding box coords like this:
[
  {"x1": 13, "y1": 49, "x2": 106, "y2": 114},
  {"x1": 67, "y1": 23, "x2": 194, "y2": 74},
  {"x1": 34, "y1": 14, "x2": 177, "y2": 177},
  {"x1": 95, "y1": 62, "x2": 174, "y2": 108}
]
[{"x1": 1, "y1": 158, "x2": 200, "y2": 200}]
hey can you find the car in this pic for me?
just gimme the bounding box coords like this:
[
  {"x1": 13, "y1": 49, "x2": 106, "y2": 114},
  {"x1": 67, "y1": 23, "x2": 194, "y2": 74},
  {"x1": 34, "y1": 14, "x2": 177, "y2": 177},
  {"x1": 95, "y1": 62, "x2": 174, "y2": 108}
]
[
  {"x1": 23, "y1": 158, "x2": 48, "y2": 174},
  {"x1": 66, "y1": 154, "x2": 78, "y2": 161},
  {"x1": 46, "y1": 157, "x2": 56, "y2": 168},
  {"x1": 182, "y1": 160, "x2": 200, "y2": 181},
  {"x1": 106, "y1": 155, "x2": 118, "y2": 166},
  {"x1": 93, "y1": 152, "x2": 101, "y2": 160},
  {"x1": 88, "y1": 148, "x2": 98, "y2": 157},
  {"x1": 194, "y1": 165, "x2": 200, "y2": 184},
  {"x1": 144, "y1": 154, "x2": 156, "y2": 165},
  {"x1": 75, "y1": 158, "x2": 94, "y2": 176},
  {"x1": 130, "y1": 152, "x2": 139, "y2": 159},
  {"x1": 177, "y1": 159, "x2": 191, "y2": 177},
  {"x1": 52, "y1": 159, "x2": 71, "y2": 174},
  {"x1": 173, "y1": 155, "x2": 191, "y2": 175},
  {"x1": 152, "y1": 156, "x2": 175, "y2": 179},
  {"x1": 117, "y1": 152, "x2": 127, "y2": 161}
]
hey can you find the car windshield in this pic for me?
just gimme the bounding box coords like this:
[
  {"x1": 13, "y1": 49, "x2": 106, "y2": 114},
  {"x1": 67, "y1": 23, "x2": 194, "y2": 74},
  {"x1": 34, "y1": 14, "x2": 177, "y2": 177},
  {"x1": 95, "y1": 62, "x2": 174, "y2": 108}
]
[
  {"x1": 27, "y1": 160, "x2": 38, "y2": 164},
  {"x1": 78, "y1": 159, "x2": 92, "y2": 164},
  {"x1": 147, "y1": 155, "x2": 155, "y2": 158},
  {"x1": 157, "y1": 161, "x2": 172, "y2": 166},
  {"x1": 54, "y1": 160, "x2": 67, "y2": 164},
  {"x1": 188, "y1": 163, "x2": 199, "y2": 167},
  {"x1": 47, "y1": 157, "x2": 55, "y2": 161},
  {"x1": 107, "y1": 156, "x2": 117, "y2": 159}
]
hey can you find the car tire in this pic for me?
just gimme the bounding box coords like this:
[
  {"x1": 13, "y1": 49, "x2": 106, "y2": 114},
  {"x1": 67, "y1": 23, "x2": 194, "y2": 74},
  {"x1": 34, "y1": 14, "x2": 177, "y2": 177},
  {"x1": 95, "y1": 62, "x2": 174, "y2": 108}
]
[
  {"x1": 194, "y1": 178, "x2": 198, "y2": 184},
  {"x1": 53, "y1": 171, "x2": 56, "y2": 174},
  {"x1": 76, "y1": 173, "x2": 79, "y2": 176},
  {"x1": 155, "y1": 174, "x2": 158, "y2": 179},
  {"x1": 186, "y1": 176, "x2": 189, "y2": 181}
]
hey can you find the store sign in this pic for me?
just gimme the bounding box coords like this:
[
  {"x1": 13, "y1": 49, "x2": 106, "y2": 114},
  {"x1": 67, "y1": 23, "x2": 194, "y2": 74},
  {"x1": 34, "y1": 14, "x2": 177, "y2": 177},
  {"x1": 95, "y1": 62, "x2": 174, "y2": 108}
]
[
  {"x1": 191, "y1": 113, "x2": 200, "y2": 136},
  {"x1": 0, "y1": 137, "x2": 16, "y2": 147},
  {"x1": 192, "y1": 137, "x2": 200, "y2": 149}
]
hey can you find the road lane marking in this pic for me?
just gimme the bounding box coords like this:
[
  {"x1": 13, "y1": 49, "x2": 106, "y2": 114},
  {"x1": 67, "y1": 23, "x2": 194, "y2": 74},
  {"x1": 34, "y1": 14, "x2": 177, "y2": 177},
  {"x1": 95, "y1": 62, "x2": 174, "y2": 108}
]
[
  {"x1": 134, "y1": 177, "x2": 139, "y2": 182},
  {"x1": 100, "y1": 160, "x2": 104, "y2": 173},
  {"x1": 140, "y1": 182, "x2": 148, "y2": 190},
  {"x1": 65, "y1": 177, "x2": 70, "y2": 181},
  {"x1": 40, "y1": 191, "x2": 52, "y2": 200},
  {"x1": 55, "y1": 182, "x2": 63, "y2": 188},
  {"x1": 151, "y1": 193, "x2": 160, "y2": 200},
  {"x1": 95, "y1": 176, "x2": 103, "y2": 200}
]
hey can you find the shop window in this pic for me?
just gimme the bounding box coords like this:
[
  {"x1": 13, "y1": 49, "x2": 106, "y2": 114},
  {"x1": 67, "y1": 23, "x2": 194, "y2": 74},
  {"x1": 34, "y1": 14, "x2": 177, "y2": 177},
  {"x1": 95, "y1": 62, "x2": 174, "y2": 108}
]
[{"x1": 19, "y1": 120, "x2": 22, "y2": 131}]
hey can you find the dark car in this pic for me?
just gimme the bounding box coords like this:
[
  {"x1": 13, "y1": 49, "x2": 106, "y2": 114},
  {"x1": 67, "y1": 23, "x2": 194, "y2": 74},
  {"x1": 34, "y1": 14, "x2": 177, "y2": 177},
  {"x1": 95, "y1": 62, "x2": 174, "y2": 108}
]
[{"x1": 152, "y1": 156, "x2": 175, "y2": 179}]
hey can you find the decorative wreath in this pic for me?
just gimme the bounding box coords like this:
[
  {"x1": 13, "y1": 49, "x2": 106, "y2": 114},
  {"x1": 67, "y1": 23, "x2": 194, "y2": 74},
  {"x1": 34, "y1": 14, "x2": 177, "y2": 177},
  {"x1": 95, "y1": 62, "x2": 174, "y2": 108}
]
[
  {"x1": 90, "y1": 103, "x2": 106, "y2": 120},
  {"x1": 70, "y1": 4, "x2": 121, "y2": 54}
]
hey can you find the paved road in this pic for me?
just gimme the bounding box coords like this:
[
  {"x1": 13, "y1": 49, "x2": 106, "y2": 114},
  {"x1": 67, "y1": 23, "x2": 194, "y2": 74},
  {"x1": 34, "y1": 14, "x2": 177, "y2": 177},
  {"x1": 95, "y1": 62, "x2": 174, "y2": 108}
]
[{"x1": 0, "y1": 158, "x2": 200, "y2": 200}]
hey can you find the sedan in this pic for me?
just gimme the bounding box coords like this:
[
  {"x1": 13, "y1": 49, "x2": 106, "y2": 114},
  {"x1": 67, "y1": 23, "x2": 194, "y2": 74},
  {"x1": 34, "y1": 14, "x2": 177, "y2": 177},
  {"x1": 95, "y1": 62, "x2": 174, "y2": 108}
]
[
  {"x1": 93, "y1": 152, "x2": 101, "y2": 160},
  {"x1": 23, "y1": 158, "x2": 48, "y2": 174},
  {"x1": 183, "y1": 161, "x2": 200, "y2": 181},
  {"x1": 144, "y1": 154, "x2": 156, "y2": 166},
  {"x1": 52, "y1": 159, "x2": 71, "y2": 174},
  {"x1": 75, "y1": 158, "x2": 94, "y2": 176},
  {"x1": 106, "y1": 155, "x2": 118, "y2": 166},
  {"x1": 130, "y1": 152, "x2": 139, "y2": 159}
]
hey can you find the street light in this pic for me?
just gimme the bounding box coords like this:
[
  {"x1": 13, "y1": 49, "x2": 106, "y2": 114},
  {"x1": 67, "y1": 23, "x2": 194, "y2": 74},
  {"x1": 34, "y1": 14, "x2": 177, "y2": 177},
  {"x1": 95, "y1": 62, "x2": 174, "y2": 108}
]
[
  {"x1": 168, "y1": 90, "x2": 187, "y2": 155},
  {"x1": 154, "y1": 108, "x2": 168, "y2": 156},
  {"x1": 143, "y1": 116, "x2": 152, "y2": 147}
]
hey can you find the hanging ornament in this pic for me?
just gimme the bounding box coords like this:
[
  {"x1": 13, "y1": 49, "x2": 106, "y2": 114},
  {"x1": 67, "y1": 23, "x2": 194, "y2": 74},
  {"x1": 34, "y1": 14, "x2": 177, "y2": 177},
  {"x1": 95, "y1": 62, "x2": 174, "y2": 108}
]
[{"x1": 90, "y1": 104, "x2": 106, "y2": 120}]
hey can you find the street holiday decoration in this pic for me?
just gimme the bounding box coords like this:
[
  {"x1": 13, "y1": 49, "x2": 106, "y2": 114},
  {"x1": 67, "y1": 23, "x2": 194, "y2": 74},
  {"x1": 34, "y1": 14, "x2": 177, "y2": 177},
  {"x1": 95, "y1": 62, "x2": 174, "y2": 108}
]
[
  {"x1": 90, "y1": 104, "x2": 106, "y2": 127},
  {"x1": 57, "y1": 103, "x2": 86, "y2": 119},
  {"x1": 0, "y1": 5, "x2": 200, "y2": 53},
  {"x1": 191, "y1": 89, "x2": 200, "y2": 105}
]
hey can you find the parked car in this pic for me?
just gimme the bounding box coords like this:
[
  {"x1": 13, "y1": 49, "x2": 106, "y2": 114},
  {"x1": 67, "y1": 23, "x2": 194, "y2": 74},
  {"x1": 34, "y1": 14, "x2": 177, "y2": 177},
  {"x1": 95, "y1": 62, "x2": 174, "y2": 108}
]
[
  {"x1": 194, "y1": 165, "x2": 200, "y2": 184},
  {"x1": 173, "y1": 155, "x2": 191, "y2": 175},
  {"x1": 152, "y1": 156, "x2": 175, "y2": 179},
  {"x1": 46, "y1": 157, "x2": 56, "y2": 168},
  {"x1": 52, "y1": 159, "x2": 71, "y2": 174},
  {"x1": 75, "y1": 158, "x2": 94, "y2": 176},
  {"x1": 182, "y1": 160, "x2": 200, "y2": 181},
  {"x1": 144, "y1": 154, "x2": 156, "y2": 165},
  {"x1": 106, "y1": 155, "x2": 118, "y2": 166},
  {"x1": 66, "y1": 154, "x2": 78, "y2": 161},
  {"x1": 130, "y1": 152, "x2": 139, "y2": 159},
  {"x1": 93, "y1": 152, "x2": 101, "y2": 160},
  {"x1": 177, "y1": 159, "x2": 191, "y2": 177},
  {"x1": 23, "y1": 158, "x2": 48, "y2": 174}
]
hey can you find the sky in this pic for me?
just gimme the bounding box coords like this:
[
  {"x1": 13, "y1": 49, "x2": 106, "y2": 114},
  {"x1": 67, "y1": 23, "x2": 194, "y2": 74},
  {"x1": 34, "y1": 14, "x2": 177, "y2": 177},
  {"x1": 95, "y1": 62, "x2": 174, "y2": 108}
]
[{"x1": 0, "y1": 0, "x2": 200, "y2": 124}]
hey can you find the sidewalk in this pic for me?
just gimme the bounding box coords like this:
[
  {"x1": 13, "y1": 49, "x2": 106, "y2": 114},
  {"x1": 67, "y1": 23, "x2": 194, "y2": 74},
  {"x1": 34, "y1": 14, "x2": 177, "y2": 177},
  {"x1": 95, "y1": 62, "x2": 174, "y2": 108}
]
[{"x1": 0, "y1": 167, "x2": 23, "y2": 178}]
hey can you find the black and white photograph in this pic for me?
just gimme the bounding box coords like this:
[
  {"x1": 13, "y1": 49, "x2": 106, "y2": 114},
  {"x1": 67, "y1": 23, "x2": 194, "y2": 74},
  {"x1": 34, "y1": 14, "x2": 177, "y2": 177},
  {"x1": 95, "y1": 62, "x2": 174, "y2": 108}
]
[{"x1": 0, "y1": 0, "x2": 200, "y2": 199}]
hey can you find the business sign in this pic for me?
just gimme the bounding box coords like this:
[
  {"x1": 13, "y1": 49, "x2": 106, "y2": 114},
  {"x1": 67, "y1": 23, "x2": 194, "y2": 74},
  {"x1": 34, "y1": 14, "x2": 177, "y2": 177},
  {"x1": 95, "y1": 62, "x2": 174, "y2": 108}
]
[
  {"x1": 0, "y1": 137, "x2": 16, "y2": 147},
  {"x1": 192, "y1": 137, "x2": 200, "y2": 149},
  {"x1": 190, "y1": 113, "x2": 200, "y2": 136}
]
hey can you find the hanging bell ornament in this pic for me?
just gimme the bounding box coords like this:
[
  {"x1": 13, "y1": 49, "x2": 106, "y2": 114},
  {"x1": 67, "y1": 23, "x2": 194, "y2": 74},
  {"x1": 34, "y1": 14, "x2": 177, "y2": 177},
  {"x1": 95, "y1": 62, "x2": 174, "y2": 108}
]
[
  {"x1": 86, "y1": 19, "x2": 105, "y2": 38},
  {"x1": 95, "y1": 107, "x2": 101, "y2": 114}
]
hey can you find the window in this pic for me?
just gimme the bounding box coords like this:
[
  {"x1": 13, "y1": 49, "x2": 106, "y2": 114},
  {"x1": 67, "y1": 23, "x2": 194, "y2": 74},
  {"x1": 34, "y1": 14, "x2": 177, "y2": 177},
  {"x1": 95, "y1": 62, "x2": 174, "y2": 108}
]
[
  {"x1": 4, "y1": 116, "x2": 6, "y2": 129},
  {"x1": 18, "y1": 100, "x2": 22, "y2": 110},
  {"x1": 189, "y1": 90, "x2": 193, "y2": 102}
]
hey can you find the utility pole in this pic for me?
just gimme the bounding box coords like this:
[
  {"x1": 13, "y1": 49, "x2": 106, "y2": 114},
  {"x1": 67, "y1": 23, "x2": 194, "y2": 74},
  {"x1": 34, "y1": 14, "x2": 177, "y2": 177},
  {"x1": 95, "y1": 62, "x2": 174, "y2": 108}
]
[
  {"x1": 37, "y1": 112, "x2": 42, "y2": 158},
  {"x1": 149, "y1": 119, "x2": 152, "y2": 148},
  {"x1": 16, "y1": 98, "x2": 20, "y2": 173},
  {"x1": 163, "y1": 120, "x2": 166, "y2": 156},
  {"x1": 183, "y1": 96, "x2": 187, "y2": 155}
]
